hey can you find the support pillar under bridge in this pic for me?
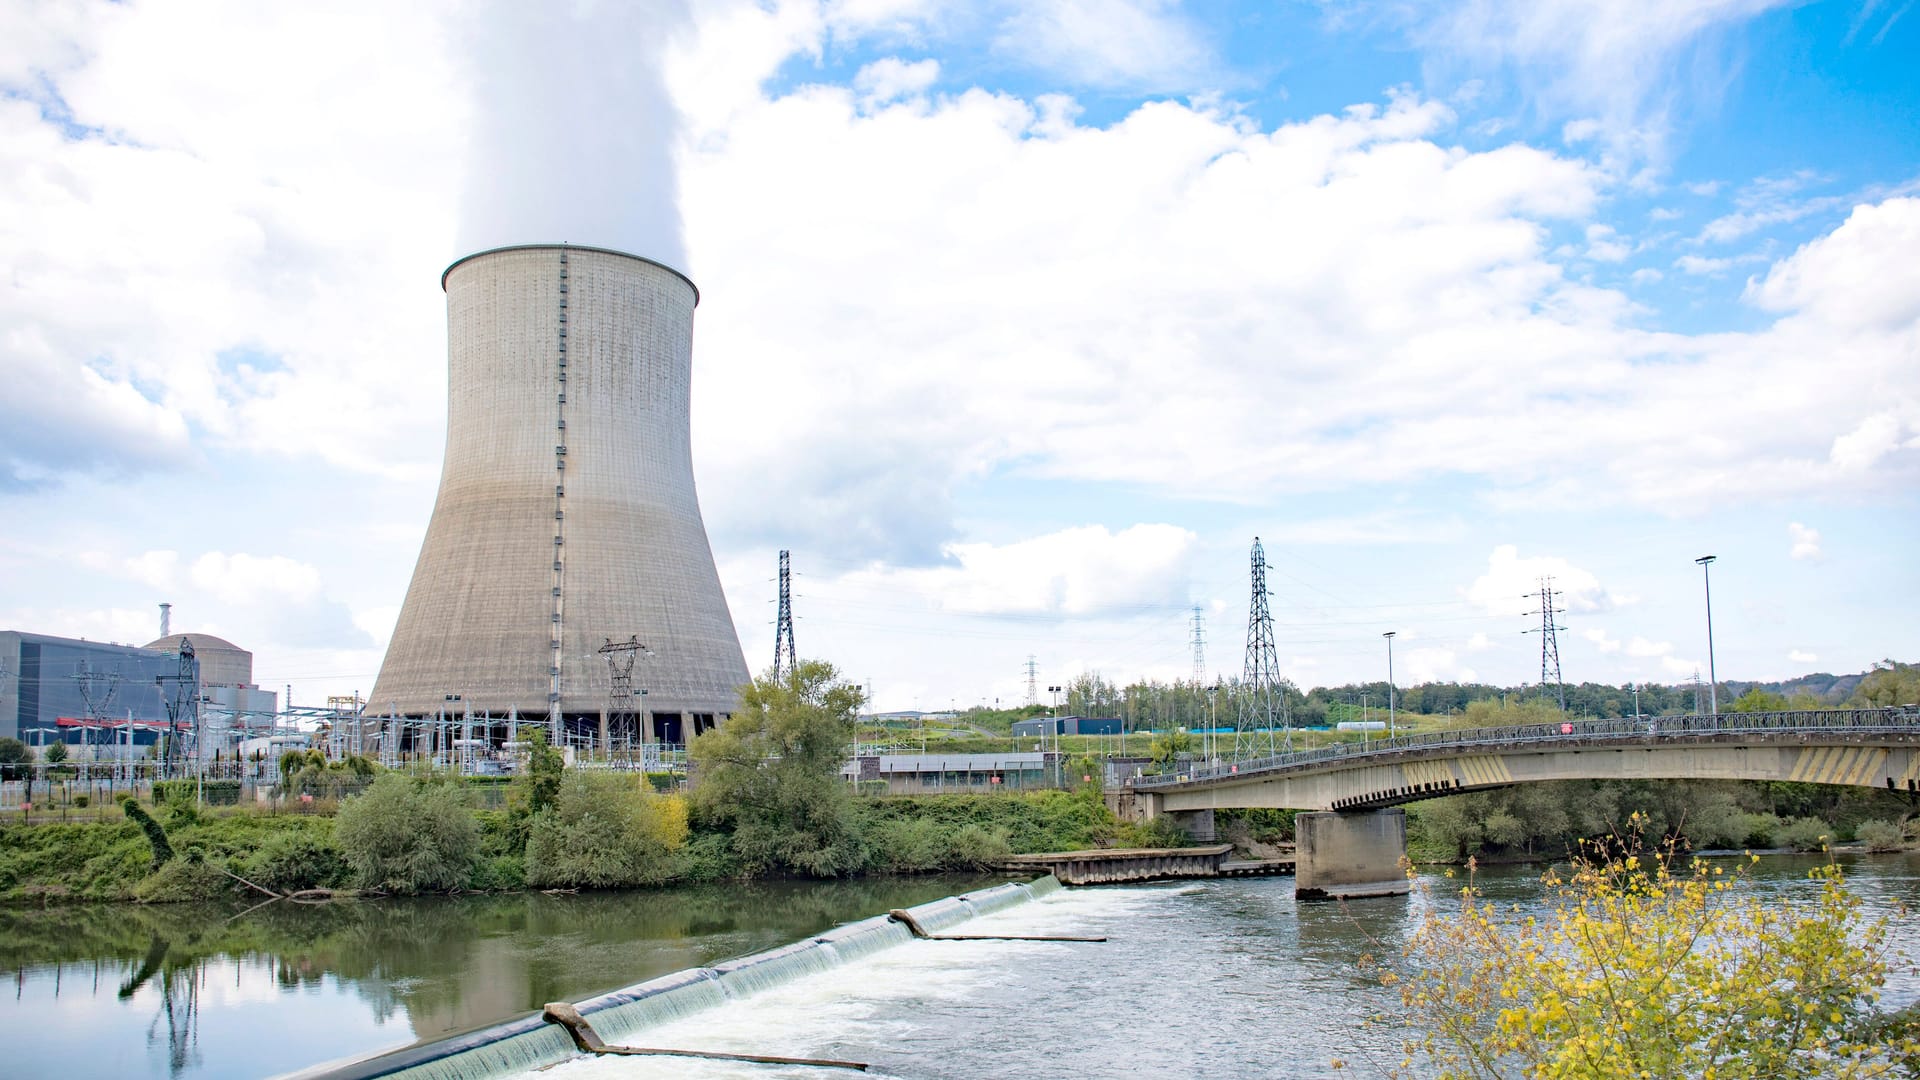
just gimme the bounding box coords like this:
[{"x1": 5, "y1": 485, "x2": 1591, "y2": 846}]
[{"x1": 1293, "y1": 808, "x2": 1409, "y2": 900}]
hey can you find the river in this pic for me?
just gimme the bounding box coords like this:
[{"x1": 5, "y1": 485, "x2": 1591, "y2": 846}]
[{"x1": 3, "y1": 854, "x2": 1916, "y2": 1079}]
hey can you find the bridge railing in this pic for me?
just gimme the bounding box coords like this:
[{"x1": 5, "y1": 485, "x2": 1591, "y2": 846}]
[{"x1": 1129, "y1": 706, "x2": 1920, "y2": 790}]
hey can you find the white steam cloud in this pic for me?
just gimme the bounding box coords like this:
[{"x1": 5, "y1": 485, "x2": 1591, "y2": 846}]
[{"x1": 456, "y1": 0, "x2": 690, "y2": 270}]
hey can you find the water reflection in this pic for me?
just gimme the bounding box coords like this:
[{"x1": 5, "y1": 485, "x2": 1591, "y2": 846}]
[{"x1": 1, "y1": 874, "x2": 1004, "y2": 1079}]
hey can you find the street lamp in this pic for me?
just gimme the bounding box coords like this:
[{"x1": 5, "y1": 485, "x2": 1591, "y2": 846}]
[
  {"x1": 1383, "y1": 631, "x2": 1397, "y2": 738},
  {"x1": 1694, "y1": 556, "x2": 1718, "y2": 715}
]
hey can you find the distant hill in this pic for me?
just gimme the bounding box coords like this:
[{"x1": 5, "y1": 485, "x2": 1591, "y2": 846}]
[{"x1": 1721, "y1": 670, "x2": 1870, "y2": 705}]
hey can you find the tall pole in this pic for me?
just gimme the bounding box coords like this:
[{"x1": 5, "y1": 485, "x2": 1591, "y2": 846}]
[
  {"x1": 1383, "y1": 631, "x2": 1397, "y2": 738},
  {"x1": 1695, "y1": 555, "x2": 1719, "y2": 715}
]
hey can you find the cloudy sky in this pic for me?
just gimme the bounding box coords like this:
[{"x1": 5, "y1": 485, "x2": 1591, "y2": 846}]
[{"x1": 3, "y1": 0, "x2": 1915, "y2": 712}]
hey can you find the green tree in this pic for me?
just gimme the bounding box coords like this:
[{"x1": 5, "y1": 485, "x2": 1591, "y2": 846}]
[
  {"x1": 334, "y1": 774, "x2": 479, "y2": 893},
  {"x1": 1398, "y1": 828, "x2": 1918, "y2": 1078},
  {"x1": 1852, "y1": 660, "x2": 1920, "y2": 708},
  {"x1": 0, "y1": 736, "x2": 28, "y2": 781},
  {"x1": 690, "y1": 661, "x2": 867, "y2": 877},
  {"x1": 520, "y1": 727, "x2": 564, "y2": 815},
  {"x1": 1148, "y1": 727, "x2": 1191, "y2": 767},
  {"x1": 1729, "y1": 686, "x2": 1790, "y2": 712},
  {"x1": 43, "y1": 740, "x2": 68, "y2": 765}
]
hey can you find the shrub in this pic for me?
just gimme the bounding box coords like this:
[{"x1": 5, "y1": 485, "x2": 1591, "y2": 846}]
[
  {"x1": 71, "y1": 794, "x2": 90, "y2": 809},
  {"x1": 525, "y1": 772, "x2": 688, "y2": 889},
  {"x1": 946, "y1": 823, "x2": 1013, "y2": 868},
  {"x1": 1855, "y1": 819, "x2": 1905, "y2": 853},
  {"x1": 132, "y1": 854, "x2": 230, "y2": 903},
  {"x1": 866, "y1": 817, "x2": 948, "y2": 873},
  {"x1": 1774, "y1": 816, "x2": 1832, "y2": 852},
  {"x1": 675, "y1": 831, "x2": 742, "y2": 882},
  {"x1": 202, "y1": 779, "x2": 241, "y2": 806},
  {"x1": 469, "y1": 854, "x2": 527, "y2": 891},
  {"x1": 243, "y1": 832, "x2": 348, "y2": 892},
  {"x1": 335, "y1": 775, "x2": 479, "y2": 893},
  {"x1": 1400, "y1": 834, "x2": 1916, "y2": 1076}
]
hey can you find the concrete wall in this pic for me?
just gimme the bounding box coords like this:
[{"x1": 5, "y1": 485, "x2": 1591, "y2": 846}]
[
  {"x1": 370, "y1": 245, "x2": 749, "y2": 721},
  {"x1": 1294, "y1": 808, "x2": 1408, "y2": 900}
]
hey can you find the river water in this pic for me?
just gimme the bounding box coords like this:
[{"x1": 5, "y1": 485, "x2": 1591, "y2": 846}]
[{"x1": 3, "y1": 855, "x2": 1916, "y2": 1079}]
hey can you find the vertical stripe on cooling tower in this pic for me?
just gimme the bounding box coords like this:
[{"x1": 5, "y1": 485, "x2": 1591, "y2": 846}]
[
  {"x1": 1788, "y1": 746, "x2": 1886, "y2": 786},
  {"x1": 550, "y1": 248, "x2": 569, "y2": 731}
]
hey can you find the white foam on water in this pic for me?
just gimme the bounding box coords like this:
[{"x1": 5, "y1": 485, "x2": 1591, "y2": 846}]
[{"x1": 526, "y1": 886, "x2": 1149, "y2": 1080}]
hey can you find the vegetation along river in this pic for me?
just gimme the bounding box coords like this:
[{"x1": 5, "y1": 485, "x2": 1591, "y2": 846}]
[{"x1": 4, "y1": 856, "x2": 1916, "y2": 1079}]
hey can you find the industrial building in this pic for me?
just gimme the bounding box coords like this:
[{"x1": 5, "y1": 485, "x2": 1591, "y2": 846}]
[
  {"x1": 0, "y1": 629, "x2": 275, "y2": 757},
  {"x1": 843, "y1": 753, "x2": 1059, "y2": 794},
  {"x1": 1011, "y1": 715, "x2": 1124, "y2": 738},
  {"x1": 367, "y1": 244, "x2": 750, "y2": 756}
]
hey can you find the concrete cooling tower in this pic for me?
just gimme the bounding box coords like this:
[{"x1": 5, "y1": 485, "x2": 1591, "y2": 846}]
[{"x1": 368, "y1": 244, "x2": 749, "y2": 748}]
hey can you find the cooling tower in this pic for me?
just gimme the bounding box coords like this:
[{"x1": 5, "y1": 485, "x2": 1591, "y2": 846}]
[{"x1": 368, "y1": 244, "x2": 749, "y2": 744}]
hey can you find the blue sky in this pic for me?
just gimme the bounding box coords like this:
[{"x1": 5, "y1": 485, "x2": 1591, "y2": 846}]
[{"x1": 1, "y1": 0, "x2": 1915, "y2": 712}]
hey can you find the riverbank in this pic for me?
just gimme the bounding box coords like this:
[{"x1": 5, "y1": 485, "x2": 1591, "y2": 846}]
[{"x1": 0, "y1": 786, "x2": 1178, "y2": 906}]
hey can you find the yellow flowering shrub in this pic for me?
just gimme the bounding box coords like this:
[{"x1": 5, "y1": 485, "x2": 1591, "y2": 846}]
[{"x1": 1398, "y1": 818, "x2": 1918, "y2": 1078}]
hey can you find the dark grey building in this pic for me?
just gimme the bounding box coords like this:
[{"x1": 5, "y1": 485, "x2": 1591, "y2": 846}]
[{"x1": 0, "y1": 632, "x2": 174, "y2": 749}]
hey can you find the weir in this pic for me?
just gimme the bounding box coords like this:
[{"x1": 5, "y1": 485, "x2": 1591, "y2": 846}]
[{"x1": 285, "y1": 877, "x2": 1062, "y2": 1080}]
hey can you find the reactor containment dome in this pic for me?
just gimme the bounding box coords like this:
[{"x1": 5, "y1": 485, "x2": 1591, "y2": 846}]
[{"x1": 368, "y1": 244, "x2": 750, "y2": 746}]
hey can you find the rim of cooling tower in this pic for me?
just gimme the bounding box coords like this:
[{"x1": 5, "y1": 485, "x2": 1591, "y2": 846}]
[{"x1": 442, "y1": 243, "x2": 698, "y2": 304}]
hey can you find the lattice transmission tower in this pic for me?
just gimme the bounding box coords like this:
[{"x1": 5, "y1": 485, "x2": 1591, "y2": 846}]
[
  {"x1": 1238, "y1": 537, "x2": 1285, "y2": 758},
  {"x1": 155, "y1": 639, "x2": 199, "y2": 779},
  {"x1": 772, "y1": 549, "x2": 796, "y2": 680},
  {"x1": 1024, "y1": 656, "x2": 1039, "y2": 706},
  {"x1": 1523, "y1": 577, "x2": 1568, "y2": 712},
  {"x1": 599, "y1": 636, "x2": 648, "y2": 754},
  {"x1": 1189, "y1": 605, "x2": 1206, "y2": 684}
]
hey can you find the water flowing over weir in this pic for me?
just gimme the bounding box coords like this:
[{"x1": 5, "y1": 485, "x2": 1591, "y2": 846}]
[{"x1": 288, "y1": 879, "x2": 1059, "y2": 1080}]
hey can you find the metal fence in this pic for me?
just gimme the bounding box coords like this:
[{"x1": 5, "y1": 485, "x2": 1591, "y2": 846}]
[{"x1": 1130, "y1": 707, "x2": 1920, "y2": 790}]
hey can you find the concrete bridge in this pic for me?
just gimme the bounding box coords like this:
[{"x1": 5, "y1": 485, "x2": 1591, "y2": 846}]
[{"x1": 1119, "y1": 707, "x2": 1920, "y2": 900}]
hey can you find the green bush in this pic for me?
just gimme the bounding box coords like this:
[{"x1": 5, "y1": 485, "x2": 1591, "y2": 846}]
[
  {"x1": 1774, "y1": 816, "x2": 1831, "y2": 852},
  {"x1": 242, "y1": 832, "x2": 347, "y2": 892},
  {"x1": 674, "y1": 831, "x2": 742, "y2": 882},
  {"x1": 1855, "y1": 819, "x2": 1905, "y2": 853},
  {"x1": 202, "y1": 780, "x2": 241, "y2": 806},
  {"x1": 131, "y1": 856, "x2": 230, "y2": 903},
  {"x1": 334, "y1": 775, "x2": 479, "y2": 894},
  {"x1": 525, "y1": 772, "x2": 688, "y2": 889},
  {"x1": 469, "y1": 854, "x2": 527, "y2": 891},
  {"x1": 71, "y1": 794, "x2": 89, "y2": 809},
  {"x1": 945, "y1": 823, "x2": 1013, "y2": 868},
  {"x1": 866, "y1": 817, "x2": 949, "y2": 873}
]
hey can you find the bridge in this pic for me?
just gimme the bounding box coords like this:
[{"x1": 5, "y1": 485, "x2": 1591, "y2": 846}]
[{"x1": 1118, "y1": 707, "x2": 1920, "y2": 900}]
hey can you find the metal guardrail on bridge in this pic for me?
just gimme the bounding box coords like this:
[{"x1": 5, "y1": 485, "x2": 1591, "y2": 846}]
[{"x1": 1128, "y1": 706, "x2": 1920, "y2": 791}]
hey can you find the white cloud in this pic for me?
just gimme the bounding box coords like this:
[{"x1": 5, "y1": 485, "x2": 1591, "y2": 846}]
[
  {"x1": 1660, "y1": 655, "x2": 1704, "y2": 676},
  {"x1": 993, "y1": 0, "x2": 1214, "y2": 90},
  {"x1": 848, "y1": 524, "x2": 1199, "y2": 618},
  {"x1": 854, "y1": 57, "x2": 939, "y2": 104},
  {"x1": 189, "y1": 552, "x2": 324, "y2": 605},
  {"x1": 1630, "y1": 267, "x2": 1664, "y2": 284},
  {"x1": 1465, "y1": 545, "x2": 1632, "y2": 617},
  {"x1": 1584, "y1": 223, "x2": 1631, "y2": 261},
  {"x1": 1746, "y1": 197, "x2": 1920, "y2": 329},
  {"x1": 1788, "y1": 648, "x2": 1818, "y2": 663},
  {"x1": 1787, "y1": 521, "x2": 1822, "y2": 561},
  {"x1": 1404, "y1": 646, "x2": 1459, "y2": 683},
  {"x1": 1583, "y1": 627, "x2": 1621, "y2": 653},
  {"x1": 1674, "y1": 253, "x2": 1733, "y2": 275},
  {"x1": 1408, "y1": 0, "x2": 1789, "y2": 167},
  {"x1": 1626, "y1": 636, "x2": 1672, "y2": 658}
]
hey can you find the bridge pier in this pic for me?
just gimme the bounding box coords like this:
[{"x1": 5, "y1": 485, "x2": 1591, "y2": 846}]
[
  {"x1": 1294, "y1": 808, "x2": 1408, "y2": 901},
  {"x1": 1165, "y1": 808, "x2": 1216, "y2": 843}
]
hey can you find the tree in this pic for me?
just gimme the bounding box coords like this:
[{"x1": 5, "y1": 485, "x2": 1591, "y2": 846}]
[
  {"x1": 0, "y1": 736, "x2": 28, "y2": 780},
  {"x1": 520, "y1": 727, "x2": 564, "y2": 815},
  {"x1": 1397, "y1": 825, "x2": 1918, "y2": 1078},
  {"x1": 1730, "y1": 686, "x2": 1790, "y2": 713},
  {"x1": 1852, "y1": 660, "x2": 1920, "y2": 708},
  {"x1": 1148, "y1": 727, "x2": 1192, "y2": 767},
  {"x1": 689, "y1": 661, "x2": 866, "y2": 877},
  {"x1": 334, "y1": 775, "x2": 479, "y2": 893},
  {"x1": 43, "y1": 740, "x2": 68, "y2": 765}
]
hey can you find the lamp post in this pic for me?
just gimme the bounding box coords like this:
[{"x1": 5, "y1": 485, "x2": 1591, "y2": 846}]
[
  {"x1": 1694, "y1": 556, "x2": 1718, "y2": 715},
  {"x1": 1383, "y1": 631, "x2": 1397, "y2": 738},
  {"x1": 1046, "y1": 685, "x2": 1063, "y2": 785}
]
